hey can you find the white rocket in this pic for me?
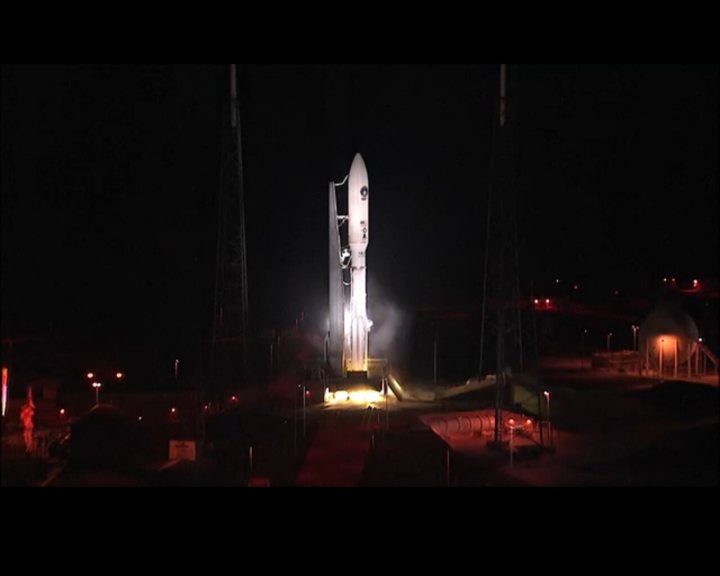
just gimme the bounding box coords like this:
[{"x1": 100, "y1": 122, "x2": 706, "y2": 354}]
[{"x1": 346, "y1": 153, "x2": 370, "y2": 373}]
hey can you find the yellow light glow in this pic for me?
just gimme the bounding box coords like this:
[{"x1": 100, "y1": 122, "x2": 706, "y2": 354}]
[
  {"x1": 324, "y1": 388, "x2": 383, "y2": 405},
  {"x1": 349, "y1": 390, "x2": 382, "y2": 404}
]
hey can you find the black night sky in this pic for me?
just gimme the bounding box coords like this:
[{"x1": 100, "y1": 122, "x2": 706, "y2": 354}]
[{"x1": 2, "y1": 64, "x2": 718, "y2": 376}]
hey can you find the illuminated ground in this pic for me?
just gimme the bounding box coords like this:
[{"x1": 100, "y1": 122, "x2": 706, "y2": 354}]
[
  {"x1": 2, "y1": 358, "x2": 717, "y2": 486},
  {"x1": 311, "y1": 360, "x2": 719, "y2": 486}
]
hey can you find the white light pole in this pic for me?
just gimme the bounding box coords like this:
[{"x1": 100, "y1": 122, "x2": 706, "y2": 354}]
[
  {"x1": 92, "y1": 381, "x2": 102, "y2": 405},
  {"x1": 544, "y1": 390, "x2": 552, "y2": 447},
  {"x1": 508, "y1": 418, "x2": 515, "y2": 467},
  {"x1": 631, "y1": 325, "x2": 639, "y2": 351},
  {"x1": 606, "y1": 332, "x2": 613, "y2": 352},
  {"x1": 384, "y1": 376, "x2": 389, "y2": 431}
]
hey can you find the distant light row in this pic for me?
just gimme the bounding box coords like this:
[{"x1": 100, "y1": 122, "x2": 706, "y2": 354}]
[
  {"x1": 87, "y1": 372, "x2": 124, "y2": 380},
  {"x1": 546, "y1": 277, "x2": 703, "y2": 291},
  {"x1": 662, "y1": 277, "x2": 700, "y2": 288}
]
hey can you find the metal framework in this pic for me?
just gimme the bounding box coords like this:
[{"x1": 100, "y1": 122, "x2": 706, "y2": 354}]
[
  {"x1": 211, "y1": 64, "x2": 250, "y2": 388},
  {"x1": 479, "y1": 64, "x2": 524, "y2": 444}
]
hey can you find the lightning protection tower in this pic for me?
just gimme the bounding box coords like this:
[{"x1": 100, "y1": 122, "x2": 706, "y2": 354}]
[
  {"x1": 479, "y1": 64, "x2": 524, "y2": 445},
  {"x1": 211, "y1": 64, "x2": 250, "y2": 389}
]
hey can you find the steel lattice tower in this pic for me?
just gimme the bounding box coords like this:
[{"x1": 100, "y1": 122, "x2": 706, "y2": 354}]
[
  {"x1": 479, "y1": 64, "x2": 524, "y2": 444},
  {"x1": 211, "y1": 64, "x2": 249, "y2": 388}
]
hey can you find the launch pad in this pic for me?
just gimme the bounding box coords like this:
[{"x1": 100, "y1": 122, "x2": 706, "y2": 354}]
[{"x1": 323, "y1": 357, "x2": 393, "y2": 406}]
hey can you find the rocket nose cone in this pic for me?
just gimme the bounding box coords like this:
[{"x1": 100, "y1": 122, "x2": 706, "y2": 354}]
[{"x1": 350, "y1": 153, "x2": 368, "y2": 182}]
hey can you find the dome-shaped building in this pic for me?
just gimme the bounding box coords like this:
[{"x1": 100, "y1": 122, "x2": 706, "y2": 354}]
[{"x1": 639, "y1": 305, "x2": 700, "y2": 376}]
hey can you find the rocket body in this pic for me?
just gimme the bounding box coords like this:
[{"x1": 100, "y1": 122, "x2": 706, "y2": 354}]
[{"x1": 347, "y1": 153, "x2": 370, "y2": 373}]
